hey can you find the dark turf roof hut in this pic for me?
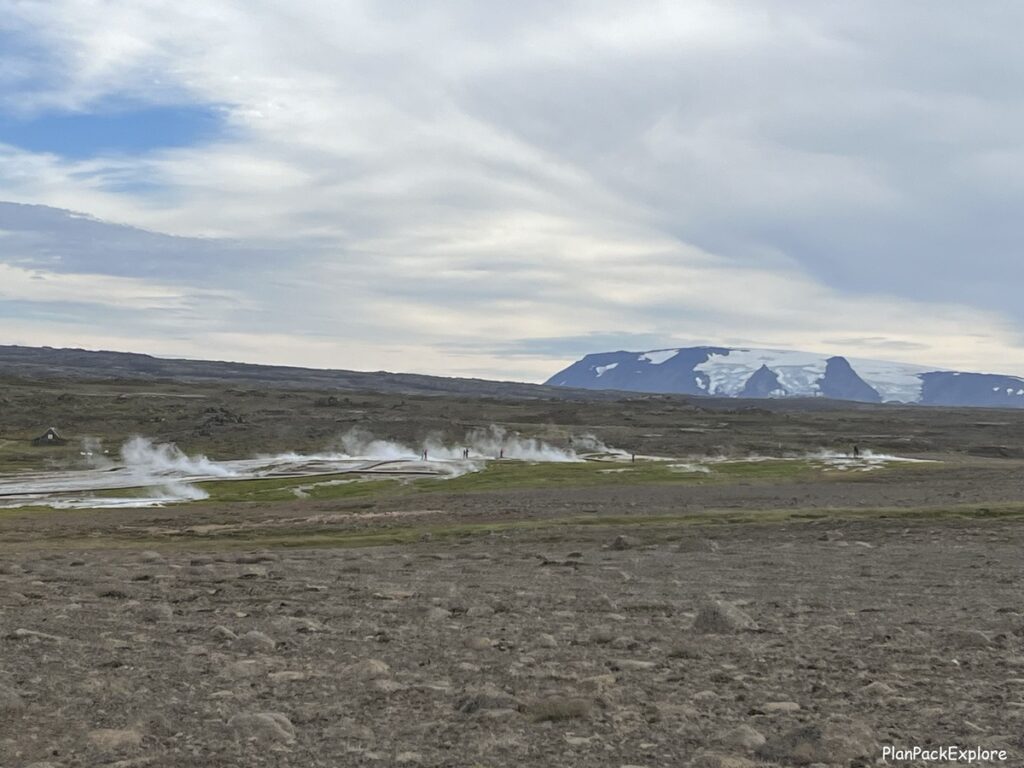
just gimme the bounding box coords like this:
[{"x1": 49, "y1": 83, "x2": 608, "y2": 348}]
[{"x1": 32, "y1": 427, "x2": 68, "y2": 446}]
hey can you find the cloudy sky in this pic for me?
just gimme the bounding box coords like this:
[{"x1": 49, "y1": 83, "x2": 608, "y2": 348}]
[{"x1": 1, "y1": 1, "x2": 1022, "y2": 381}]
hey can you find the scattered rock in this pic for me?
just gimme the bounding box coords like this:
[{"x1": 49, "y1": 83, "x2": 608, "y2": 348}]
[
  {"x1": 463, "y1": 636, "x2": 492, "y2": 650},
  {"x1": 692, "y1": 690, "x2": 718, "y2": 707},
  {"x1": 425, "y1": 607, "x2": 450, "y2": 622},
  {"x1": 757, "y1": 720, "x2": 875, "y2": 765},
  {"x1": 236, "y1": 630, "x2": 276, "y2": 654},
  {"x1": 236, "y1": 552, "x2": 279, "y2": 564},
  {"x1": 944, "y1": 629, "x2": 992, "y2": 649},
  {"x1": 589, "y1": 627, "x2": 617, "y2": 644},
  {"x1": 137, "y1": 603, "x2": 173, "y2": 622},
  {"x1": 455, "y1": 686, "x2": 519, "y2": 714},
  {"x1": 862, "y1": 681, "x2": 896, "y2": 696},
  {"x1": 273, "y1": 616, "x2": 324, "y2": 634},
  {"x1": 718, "y1": 724, "x2": 766, "y2": 751},
  {"x1": 228, "y1": 712, "x2": 296, "y2": 744},
  {"x1": 395, "y1": 751, "x2": 424, "y2": 763},
  {"x1": 0, "y1": 684, "x2": 25, "y2": 715},
  {"x1": 96, "y1": 585, "x2": 130, "y2": 599},
  {"x1": 963, "y1": 719, "x2": 986, "y2": 734},
  {"x1": 269, "y1": 671, "x2": 308, "y2": 684},
  {"x1": 523, "y1": 696, "x2": 591, "y2": 722},
  {"x1": 220, "y1": 660, "x2": 263, "y2": 680},
  {"x1": 5, "y1": 628, "x2": 63, "y2": 643},
  {"x1": 676, "y1": 538, "x2": 721, "y2": 553},
  {"x1": 690, "y1": 752, "x2": 756, "y2": 768},
  {"x1": 537, "y1": 632, "x2": 558, "y2": 648},
  {"x1": 580, "y1": 673, "x2": 617, "y2": 692},
  {"x1": 325, "y1": 718, "x2": 375, "y2": 742},
  {"x1": 238, "y1": 567, "x2": 268, "y2": 579},
  {"x1": 760, "y1": 701, "x2": 801, "y2": 714},
  {"x1": 87, "y1": 728, "x2": 143, "y2": 752},
  {"x1": 211, "y1": 625, "x2": 238, "y2": 642},
  {"x1": 479, "y1": 708, "x2": 519, "y2": 722},
  {"x1": 614, "y1": 659, "x2": 657, "y2": 671},
  {"x1": 372, "y1": 589, "x2": 416, "y2": 600},
  {"x1": 373, "y1": 678, "x2": 406, "y2": 694},
  {"x1": 668, "y1": 640, "x2": 707, "y2": 659},
  {"x1": 136, "y1": 710, "x2": 175, "y2": 736},
  {"x1": 347, "y1": 659, "x2": 391, "y2": 679},
  {"x1": 606, "y1": 535, "x2": 637, "y2": 551},
  {"x1": 692, "y1": 600, "x2": 758, "y2": 634}
]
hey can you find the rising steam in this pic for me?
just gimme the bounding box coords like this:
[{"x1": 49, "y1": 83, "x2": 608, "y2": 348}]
[
  {"x1": 331, "y1": 425, "x2": 582, "y2": 462},
  {"x1": 114, "y1": 437, "x2": 239, "y2": 504},
  {"x1": 0, "y1": 427, "x2": 624, "y2": 510},
  {"x1": 120, "y1": 437, "x2": 237, "y2": 478}
]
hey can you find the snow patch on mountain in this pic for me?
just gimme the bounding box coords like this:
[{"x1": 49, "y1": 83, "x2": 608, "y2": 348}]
[
  {"x1": 696, "y1": 349, "x2": 827, "y2": 397},
  {"x1": 845, "y1": 357, "x2": 935, "y2": 402},
  {"x1": 545, "y1": 345, "x2": 1024, "y2": 408},
  {"x1": 689, "y1": 348, "x2": 934, "y2": 401},
  {"x1": 640, "y1": 349, "x2": 679, "y2": 365}
]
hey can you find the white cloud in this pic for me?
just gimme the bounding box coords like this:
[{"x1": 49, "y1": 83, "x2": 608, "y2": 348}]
[
  {"x1": 2, "y1": 1, "x2": 1024, "y2": 380},
  {"x1": 0, "y1": 263, "x2": 231, "y2": 311}
]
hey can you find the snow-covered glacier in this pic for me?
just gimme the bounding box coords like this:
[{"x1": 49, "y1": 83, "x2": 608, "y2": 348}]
[{"x1": 546, "y1": 346, "x2": 1024, "y2": 408}]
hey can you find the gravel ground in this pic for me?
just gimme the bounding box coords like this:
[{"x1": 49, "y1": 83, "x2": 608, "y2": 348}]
[{"x1": 2, "y1": 515, "x2": 1022, "y2": 767}]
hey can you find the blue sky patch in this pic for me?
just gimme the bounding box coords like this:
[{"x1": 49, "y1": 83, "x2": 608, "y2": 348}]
[{"x1": 0, "y1": 102, "x2": 227, "y2": 158}]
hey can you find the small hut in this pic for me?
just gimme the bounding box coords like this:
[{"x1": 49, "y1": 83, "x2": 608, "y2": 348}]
[{"x1": 32, "y1": 427, "x2": 68, "y2": 447}]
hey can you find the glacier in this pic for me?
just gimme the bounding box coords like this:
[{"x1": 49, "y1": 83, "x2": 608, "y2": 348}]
[{"x1": 548, "y1": 345, "x2": 1024, "y2": 408}]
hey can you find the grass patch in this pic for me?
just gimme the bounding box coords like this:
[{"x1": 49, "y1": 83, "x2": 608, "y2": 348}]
[
  {"x1": 197, "y1": 473, "x2": 405, "y2": 503},
  {"x1": 0, "y1": 454, "x2": 940, "y2": 516},
  {"x1": 411, "y1": 457, "x2": 828, "y2": 495},
  {"x1": 0, "y1": 438, "x2": 84, "y2": 473},
  {"x1": 411, "y1": 455, "x2": 924, "y2": 495},
  {"x1": 0, "y1": 504, "x2": 62, "y2": 519},
  {"x1": 7, "y1": 501, "x2": 1022, "y2": 553},
  {"x1": 193, "y1": 461, "x2": 713, "y2": 503}
]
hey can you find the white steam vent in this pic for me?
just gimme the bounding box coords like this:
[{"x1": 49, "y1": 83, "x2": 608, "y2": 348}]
[{"x1": 0, "y1": 426, "x2": 611, "y2": 509}]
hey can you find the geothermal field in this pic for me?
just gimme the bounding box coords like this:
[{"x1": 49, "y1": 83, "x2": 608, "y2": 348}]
[{"x1": 2, "y1": 374, "x2": 1024, "y2": 767}]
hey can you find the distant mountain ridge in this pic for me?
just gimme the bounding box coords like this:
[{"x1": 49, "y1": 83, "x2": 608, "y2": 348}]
[
  {"x1": 546, "y1": 346, "x2": 1024, "y2": 408},
  {"x1": 0, "y1": 344, "x2": 606, "y2": 401}
]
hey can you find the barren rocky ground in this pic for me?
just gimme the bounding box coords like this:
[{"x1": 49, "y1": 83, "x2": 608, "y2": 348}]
[
  {"x1": 2, "y1": 375, "x2": 1024, "y2": 766},
  {"x1": 2, "y1": 517, "x2": 1022, "y2": 767}
]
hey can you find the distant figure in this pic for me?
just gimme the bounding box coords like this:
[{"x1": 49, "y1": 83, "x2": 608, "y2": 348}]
[
  {"x1": 852, "y1": 445, "x2": 861, "y2": 459},
  {"x1": 499, "y1": 448, "x2": 504, "y2": 459},
  {"x1": 631, "y1": 453, "x2": 636, "y2": 463},
  {"x1": 463, "y1": 448, "x2": 469, "y2": 459},
  {"x1": 422, "y1": 449, "x2": 428, "y2": 461}
]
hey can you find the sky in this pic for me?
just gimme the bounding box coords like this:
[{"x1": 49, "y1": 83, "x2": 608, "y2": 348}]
[{"x1": 1, "y1": 1, "x2": 1023, "y2": 381}]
